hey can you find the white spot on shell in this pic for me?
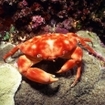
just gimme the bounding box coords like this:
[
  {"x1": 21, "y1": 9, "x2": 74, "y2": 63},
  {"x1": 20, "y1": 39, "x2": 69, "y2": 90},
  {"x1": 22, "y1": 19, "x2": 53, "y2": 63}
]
[
  {"x1": 46, "y1": 39, "x2": 55, "y2": 50},
  {"x1": 37, "y1": 35, "x2": 42, "y2": 38},
  {"x1": 29, "y1": 38, "x2": 33, "y2": 42},
  {"x1": 31, "y1": 45, "x2": 37, "y2": 49},
  {"x1": 37, "y1": 54, "x2": 42, "y2": 58},
  {"x1": 55, "y1": 33, "x2": 60, "y2": 36},
  {"x1": 64, "y1": 40, "x2": 69, "y2": 44},
  {"x1": 64, "y1": 34, "x2": 68, "y2": 36}
]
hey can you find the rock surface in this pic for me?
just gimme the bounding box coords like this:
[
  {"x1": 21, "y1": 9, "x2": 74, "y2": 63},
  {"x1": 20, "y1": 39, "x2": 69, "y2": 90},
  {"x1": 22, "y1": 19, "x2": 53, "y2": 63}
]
[
  {"x1": 1, "y1": 31, "x2": 105, "y2": 105},
  {"x1": 0, "y1": 43, "x2": 21, "y2": 105},
  {"x1": 0, "y1": 64, "x2": 21, "y2": 105}
]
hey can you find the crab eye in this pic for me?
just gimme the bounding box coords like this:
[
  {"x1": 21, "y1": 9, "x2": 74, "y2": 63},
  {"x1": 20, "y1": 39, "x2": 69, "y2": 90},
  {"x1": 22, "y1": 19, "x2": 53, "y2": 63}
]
[{"x1": 78, "y1": 41, "x2": 81, "y2": 45}]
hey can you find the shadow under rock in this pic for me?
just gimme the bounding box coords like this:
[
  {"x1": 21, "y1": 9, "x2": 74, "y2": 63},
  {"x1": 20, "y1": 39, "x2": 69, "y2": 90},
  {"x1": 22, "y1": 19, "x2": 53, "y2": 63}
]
[{"x1": 23, "y1": 77, "x2": 60, "y2": 96}]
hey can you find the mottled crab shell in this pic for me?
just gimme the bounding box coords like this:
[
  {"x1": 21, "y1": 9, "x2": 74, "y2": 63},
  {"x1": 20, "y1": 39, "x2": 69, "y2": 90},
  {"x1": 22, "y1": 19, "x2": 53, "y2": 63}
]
[{"x1": 18, "y1": 33, "x2": 77, "y2": 60}]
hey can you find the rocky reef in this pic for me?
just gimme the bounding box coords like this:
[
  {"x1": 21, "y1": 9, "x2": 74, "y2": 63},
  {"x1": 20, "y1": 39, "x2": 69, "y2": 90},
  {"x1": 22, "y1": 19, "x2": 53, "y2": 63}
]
[{"x1": 0, "y1": 31, "x2": 105, "y2": 105}]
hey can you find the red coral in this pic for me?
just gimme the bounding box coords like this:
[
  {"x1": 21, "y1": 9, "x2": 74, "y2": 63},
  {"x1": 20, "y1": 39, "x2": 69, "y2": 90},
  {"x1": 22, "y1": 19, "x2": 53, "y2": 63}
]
[
  {"x1": 18, "y1": 0, "x2": 28, "y2": 9},
  {"x1": 27, "y1": 15, "x2": 45, "y2": 31}
]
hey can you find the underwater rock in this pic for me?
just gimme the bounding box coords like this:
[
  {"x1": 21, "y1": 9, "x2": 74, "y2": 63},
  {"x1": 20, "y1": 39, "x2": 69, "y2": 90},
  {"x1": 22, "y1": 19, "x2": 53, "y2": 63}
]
[
  {"x1": 1, "y1": 31, "x2": 105, "y2": 105},
  {"x1": 0, "y1": 64, "x2": 21, "y2": 105},
  {"x1": 0, "y1": 42, "x2": 21, "y2": 105},
  {"x1": 0, "y1": 42, "x2": 14, "y2": 63}
]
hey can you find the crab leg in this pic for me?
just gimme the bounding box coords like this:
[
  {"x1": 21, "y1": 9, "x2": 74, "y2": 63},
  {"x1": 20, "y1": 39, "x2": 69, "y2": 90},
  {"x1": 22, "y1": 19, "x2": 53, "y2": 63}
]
[
  {"x1": 17, "y1": 55, "x2": 58, "y2": 84},
  {"x1": 57, "y1": 47, "x2": 83, "y2": 87},
  {"x1": 3, "y1": 46, "x2": 19, "y2": 62}
]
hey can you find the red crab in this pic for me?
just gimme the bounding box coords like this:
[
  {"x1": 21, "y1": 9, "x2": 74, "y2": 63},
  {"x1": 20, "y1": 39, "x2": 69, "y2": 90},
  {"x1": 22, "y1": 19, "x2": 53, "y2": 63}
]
[{"x1": 3, "y1": 33, "x2": 100, "y2": 87}]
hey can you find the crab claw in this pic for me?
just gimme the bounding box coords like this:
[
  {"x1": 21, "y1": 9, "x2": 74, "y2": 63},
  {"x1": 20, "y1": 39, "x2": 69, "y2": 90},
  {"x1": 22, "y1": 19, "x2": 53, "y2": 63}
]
[
  {"x1": 17, "y1": 55, "x2": 58, "y2": 84},
  {"x1": 23, "y1": 68, "x2": 59, "y2": 84},
  {"x1": 24, "y1": 69, "x2": 59, "y2": 84}
]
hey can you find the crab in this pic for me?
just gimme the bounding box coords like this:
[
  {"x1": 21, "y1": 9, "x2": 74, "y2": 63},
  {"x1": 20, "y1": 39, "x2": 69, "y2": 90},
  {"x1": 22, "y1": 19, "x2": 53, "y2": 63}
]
[{"x1": 3, "y1": 33, "x2": 101, "y2": 87}]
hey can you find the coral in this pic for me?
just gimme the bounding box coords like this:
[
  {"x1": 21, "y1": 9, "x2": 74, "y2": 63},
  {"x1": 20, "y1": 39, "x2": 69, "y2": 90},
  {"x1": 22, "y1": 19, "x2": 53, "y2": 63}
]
[
  {"x1": 0, "y1": 0, "x2": 18, "y2": 5},
  {"x1": 17, "y1": 0, "x2": 28, "y2": 9},
  {"x1": 27, "y1": 15, "x2": 45, "y2": 31},
  {"x1": 0, "y1": 0, "x2": 105, "y2": 43}
]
